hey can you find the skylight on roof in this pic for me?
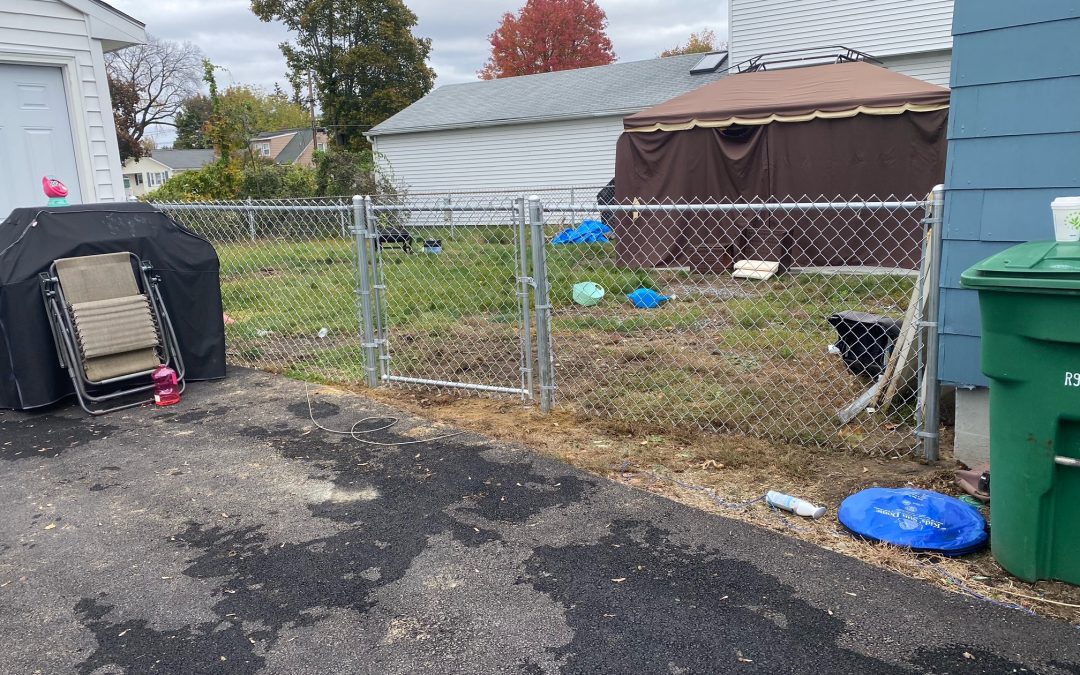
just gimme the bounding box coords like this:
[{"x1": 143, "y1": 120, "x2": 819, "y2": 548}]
[{"x1": 690, "y1": 51, "x2": 728, "y2": 75}]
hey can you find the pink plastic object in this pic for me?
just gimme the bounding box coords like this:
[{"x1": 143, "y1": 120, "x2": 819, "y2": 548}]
[
  {"x1": 42, "y1": 176, "x2": 68, "y2": 198},
  {"x1": 151, "y1": 365, "x2": 180, "y2": 407}
]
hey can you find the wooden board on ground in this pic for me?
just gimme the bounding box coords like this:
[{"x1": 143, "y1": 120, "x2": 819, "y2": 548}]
[
  {"x1": 875, "y1": 229, "x2": 933, "y2": 413},
  {"x1": 732, "y1": 259, "x2": 780, "y2": 281}
]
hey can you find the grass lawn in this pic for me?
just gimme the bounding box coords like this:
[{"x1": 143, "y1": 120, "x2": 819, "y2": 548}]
[{"x1": 209, "y1": 224, "x2": 916, "y2": 452}]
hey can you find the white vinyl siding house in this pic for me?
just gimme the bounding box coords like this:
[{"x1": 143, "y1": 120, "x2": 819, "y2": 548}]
[
  {"x1": 0, "y1": 0, "x2": 145, "y2": 216},
  {"x1": 122, "y1": 148, "x2": 215, "y2": 198},
  {"x1": 373, "y1": 116, "x2": 626, "y2": 193},
  {"x1": 728, "y1": 0, "x2": 954, "y2": 87},
  {"x1": 368, "y1": 53, "x2": 729, "y2": 193}
]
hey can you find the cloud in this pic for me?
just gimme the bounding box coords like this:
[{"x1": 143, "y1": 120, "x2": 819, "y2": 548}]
[{"x1": 106, "y1": 0, "x2": 728, "y2": 90}]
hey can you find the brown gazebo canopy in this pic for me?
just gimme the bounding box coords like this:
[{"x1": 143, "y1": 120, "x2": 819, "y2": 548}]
[{"x1": 614, "y1": 61, "x2": 950, "y2": 269}]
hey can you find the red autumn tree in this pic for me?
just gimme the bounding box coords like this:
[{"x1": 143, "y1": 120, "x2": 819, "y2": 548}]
[{"x1": 479, "y1": 0, "x2": 616, "y2": 79}]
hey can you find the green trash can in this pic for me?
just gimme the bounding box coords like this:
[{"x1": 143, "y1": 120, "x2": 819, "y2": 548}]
[{"x1": 961, "y1": 241, "x2": 1080, "y2": 584}]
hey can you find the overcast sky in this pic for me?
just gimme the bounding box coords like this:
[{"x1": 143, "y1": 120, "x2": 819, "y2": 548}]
[{"x1": 107, "y1": 0, "x2": 728, "y2": 103}]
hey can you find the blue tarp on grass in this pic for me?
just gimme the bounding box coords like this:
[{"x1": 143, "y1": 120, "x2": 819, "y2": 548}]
[{"x1": 552, "y1": 220, "x2": 612, "y2": 245}]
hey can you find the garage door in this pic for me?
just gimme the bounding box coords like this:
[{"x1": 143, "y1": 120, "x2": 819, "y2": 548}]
[{"x1": 0, "y1": 64, "x2": 83, "y2": 218}]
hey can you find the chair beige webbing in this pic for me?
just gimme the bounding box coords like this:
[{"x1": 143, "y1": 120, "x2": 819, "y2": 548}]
[
  {"x1": 70, "y1": 295, "x2": 159, "y2": 358},
  {"x1": 54, "y1": 253, "x2": 162, "y2": 383},
  {"x1": 54, "y1": 253, "x2": 140, "y2": 304}
]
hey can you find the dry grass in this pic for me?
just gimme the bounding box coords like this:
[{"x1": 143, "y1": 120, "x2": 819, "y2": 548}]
[{"x1": 358, "y1": 386, "x2": 1080, "y2": 626}]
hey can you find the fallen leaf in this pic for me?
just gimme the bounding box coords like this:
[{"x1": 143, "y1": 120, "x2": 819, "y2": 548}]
[
  {"x1": 611, "y1": 578, "x2": 627, "y2": 583},
  {"x1": 44, "y1": 523, "x2": 56, "y2": 530},
  {"x1": 963, "y1": 652, "x2": 975, "y2": 660}
]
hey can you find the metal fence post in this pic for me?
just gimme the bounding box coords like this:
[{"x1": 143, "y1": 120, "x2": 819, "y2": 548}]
[
  {"x1": 353, "y1": 195, "x2": 379, "y2": 388},
  {"x1": 447, "y1": 193, "x2": 455, "y2": 239},
  {"x1": 515, "y1": 197, "x2": 535, "y2": 400},
  {"x1": 365, "y1": 196, "x2": 390, "y2": 382},
  {"x1": 920, "y1": 183, "x2": 946, "y2": 462},
  {"x1": 246, "y1": 197, "x2": 256, "y2": 242},
  {"x1": 528, "y1": 195, "x2": 555, "y2": 412}
]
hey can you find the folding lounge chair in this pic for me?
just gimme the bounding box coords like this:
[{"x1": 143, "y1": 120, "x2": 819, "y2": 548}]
[{"x1": 39, "y1": 252, "x2": 185, "y2": 415}]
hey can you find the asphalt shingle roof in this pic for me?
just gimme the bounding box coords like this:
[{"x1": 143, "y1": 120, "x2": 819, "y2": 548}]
[
  {"x1": 368, "y1": 52, "x2": 728, "y2": 136},
  {"x1": 149, "y1": 149, "x2": 216, "y2": 170},
  {"x1": 274, "y1": 129, "x2": 314, "y2": 165}
]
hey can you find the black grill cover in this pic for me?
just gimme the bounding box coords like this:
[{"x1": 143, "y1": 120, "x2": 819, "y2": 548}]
[{"x1": 0, "y1": 202, "x2": 226, "y2": 410}]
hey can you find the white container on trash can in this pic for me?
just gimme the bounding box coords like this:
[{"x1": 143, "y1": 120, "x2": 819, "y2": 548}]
[{"x1": 1051, "y1": 197, "x2": 1080, "y2": 242}]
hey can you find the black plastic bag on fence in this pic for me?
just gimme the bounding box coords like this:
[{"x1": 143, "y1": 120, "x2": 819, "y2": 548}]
[
  {"x1": 597, "y1": 178, "x2": 616, "y2": 227},
  {"x1": 827, "y1": 310, "x2": 902, "y2": 379}
]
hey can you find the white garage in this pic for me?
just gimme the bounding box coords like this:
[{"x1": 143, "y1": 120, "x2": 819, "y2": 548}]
[
  {"x1": 0, "y1": 0, "x2": 145, "y2": 218},
  {"x1": 367, "y1": 52, "x2": 729, "y2": 194}
]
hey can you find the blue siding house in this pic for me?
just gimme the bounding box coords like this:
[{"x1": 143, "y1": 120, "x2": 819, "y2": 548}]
[{"x1": 940, "y1": 0, "x2": 1080, "y2": 462}]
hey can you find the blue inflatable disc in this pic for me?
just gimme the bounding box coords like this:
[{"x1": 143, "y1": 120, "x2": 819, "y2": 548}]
[{"x1": 838, "y1": 488, "x2": 988, "y2": 556}]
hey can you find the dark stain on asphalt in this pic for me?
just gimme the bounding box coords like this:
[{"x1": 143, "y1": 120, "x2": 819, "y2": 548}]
[
  {"x1": 0, "y1": 415, "x2": 117, "y2": 461},
  {"x1": 74, "y1": 597, "x2": 264, "y2": 675},
  {"x1": 911, "y1": 646, "x2": 1055, "y2": 674},
  {"x1": 521, "y1": 520, "x2": 1035, "y2": 675},
  {"x1": 286, "y1": 399, "x2": 339, "y2": 420},
  {"x1": 74, "y1": 420, "x2": 591, "y2": 673}
]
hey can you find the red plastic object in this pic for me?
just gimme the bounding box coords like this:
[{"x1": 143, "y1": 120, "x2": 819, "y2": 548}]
[
  {"x1": 151, "y1": 365, "x2": 180, "y2": 407},
  {"x1": 42, "y1": 176, "x2": 68, "y2": 198}
]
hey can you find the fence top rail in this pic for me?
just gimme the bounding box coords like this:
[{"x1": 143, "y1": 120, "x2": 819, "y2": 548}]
[
  {"x1": 154, "y1": 202, "x2": 350, "y2": 213},
  {"x1": 543, "y1": 200, "x2": 925, "y2": 213},
  {"x1": 370, "y1": 203, "x2": 519, "y2": 213}
]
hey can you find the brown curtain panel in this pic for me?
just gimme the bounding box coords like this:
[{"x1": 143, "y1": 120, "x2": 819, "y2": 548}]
[{"x1": 613, "y1": 110, "x2": 948, "y2": 269}]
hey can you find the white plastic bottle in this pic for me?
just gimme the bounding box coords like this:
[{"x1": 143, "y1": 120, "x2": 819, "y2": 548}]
[{"x1": 766, "y1": 491, "x2": 827, "y2": 519}]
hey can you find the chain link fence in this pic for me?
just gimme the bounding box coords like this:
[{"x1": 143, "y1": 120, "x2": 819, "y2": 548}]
[
  {"x1": 156, "y1": 188, "x2": 937, "y2": 455},
  {"x1": 156, "y1": 199, "x2": 366, "y2": 385},
  {"x1": 539, "y1": 194, "x2": 930, "y2": 454}
]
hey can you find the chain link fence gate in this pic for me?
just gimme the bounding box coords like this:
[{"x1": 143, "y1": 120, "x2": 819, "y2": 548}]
[
  {"x1": 357, "y1": 194, "x2": 536, "y2": 399},
  {"x1": 155, "y1": 188, "x2": 939, "y2": 456}
]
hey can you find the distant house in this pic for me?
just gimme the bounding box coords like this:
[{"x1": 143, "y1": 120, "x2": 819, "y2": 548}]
[
  {"x1": 249, "y1": 128, "x2": 328, "y2": 168},
  {"x1": 0, "y1": 0, "x2": 146, "y2": 217},
  {"x1": 366, "y1": 52, "x2": 729, "y2": 192},
  {"x1": 728, "y1": 0, "x2": 954, "y2": 87},
  {"x1": 122, "y1": 149, "x2": 216, "y2": 198}
]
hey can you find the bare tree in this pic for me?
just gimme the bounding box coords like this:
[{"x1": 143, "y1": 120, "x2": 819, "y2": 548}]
[{"x1": 105, "y1": 34, "x2": 204, "y2": 145}]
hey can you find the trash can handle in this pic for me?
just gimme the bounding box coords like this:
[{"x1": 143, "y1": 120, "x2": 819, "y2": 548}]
[{"x1": 1055, "y1": 456, "x2": 1080, "y2": 468}]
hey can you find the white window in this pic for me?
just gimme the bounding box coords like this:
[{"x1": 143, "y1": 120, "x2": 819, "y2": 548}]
[
  {"x1": 317, "y1": 142, "x2": 326, "y2": 152},
  {"x1": 147, "y1": 171, "x2": 170, "y2": 187},
  {"x1": 257, "y1": 142, "x2": 271, "y2": 157}
]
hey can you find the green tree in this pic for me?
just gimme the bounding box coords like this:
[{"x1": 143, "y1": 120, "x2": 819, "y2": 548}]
[
  {"x1": 250, "y1": 0, "x2": 435, "y2": 149},
  {"x1": 173, "y1": 94, "x2": 213, "y2": 149},
  {"x1": 660, "y1": 29, "x2": 723, "y2": 57},
  {"x1": 200, "y1": 61, "x2": 312, "y2": 161}
]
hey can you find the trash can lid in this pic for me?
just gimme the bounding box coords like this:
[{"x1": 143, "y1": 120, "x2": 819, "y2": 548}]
[{"x1": 960, "y1": 241, "x2": 1080, "y2": 292}]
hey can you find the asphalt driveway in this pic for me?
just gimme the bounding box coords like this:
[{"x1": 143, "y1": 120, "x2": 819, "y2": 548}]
[{"x1": 1, "y1": 368, "x2": 1077, "y2": 674}]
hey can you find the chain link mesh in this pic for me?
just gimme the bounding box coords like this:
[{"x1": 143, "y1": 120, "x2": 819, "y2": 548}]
[
  {"x1": 155, "y1": 199, "x2": 366, "y2": 385},
  {"x1": 367, "y1": 194, "x2": 533, "y2": 397},
  {"x1": 537, "y1": 192, "x2": 928, "y2": 455},
  {"x1": 154, "y1": 188, "x2": 931, "y2": 455}
]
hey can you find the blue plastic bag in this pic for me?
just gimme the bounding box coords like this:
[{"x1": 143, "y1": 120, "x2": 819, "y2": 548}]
[
  {"x1": 552, "y1": 219, "x2": 612, "y2": 245},
  {"x1": 838, "y1": 488, "x2": 988, "y2": 556},
  {"x1": 626, "y1": 288, "x2": 670, "y2": 309}
]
